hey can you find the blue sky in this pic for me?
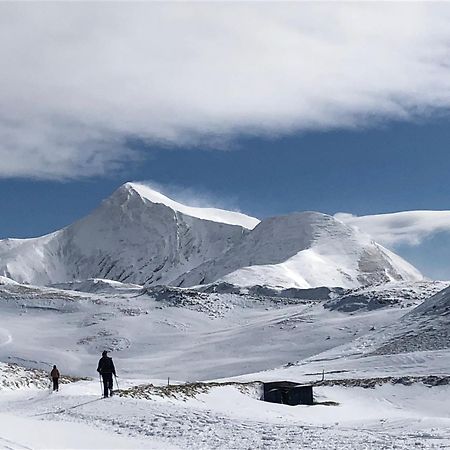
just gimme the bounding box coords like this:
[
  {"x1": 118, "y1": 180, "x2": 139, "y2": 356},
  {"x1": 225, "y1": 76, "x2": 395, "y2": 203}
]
[{"x1": 1, "y1": 119, "x2": 449, "y2": 237}]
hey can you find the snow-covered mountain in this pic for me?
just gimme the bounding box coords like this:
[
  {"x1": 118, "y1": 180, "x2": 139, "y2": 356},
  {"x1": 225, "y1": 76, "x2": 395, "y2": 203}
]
[
  {"x1": 176, "y1": 212, "x2": 423, "y2": 289},
  {"x1": 0, "y1": 183, "x2": 422, "y2": 289},
  {"x1": 335, "y1": 210, "x2": 450, "y2": 280},
  {"x1": 0, "y1": 183, "x2": 257, "y2": 286}
]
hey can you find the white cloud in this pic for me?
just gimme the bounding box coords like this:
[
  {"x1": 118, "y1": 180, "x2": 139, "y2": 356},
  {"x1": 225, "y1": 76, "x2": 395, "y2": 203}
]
[
  {"x1": 2, "y1": 3, "x2": 450, "y2": 178},
  {"x1": 335, "y1": 211, "x2": 450, "y2": 246}
]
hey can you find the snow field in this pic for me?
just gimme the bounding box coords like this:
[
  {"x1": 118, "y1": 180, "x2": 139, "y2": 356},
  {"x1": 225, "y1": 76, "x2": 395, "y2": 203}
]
[
  {"x1": 1, "y1": 377, "x2": 449, "y2": 449},
  {"x1": 0, "y1": 278, "x2": 449, "y2": 447},
  {"x1": 0, "y1": 281, "x2": 422, "y2": 381}
]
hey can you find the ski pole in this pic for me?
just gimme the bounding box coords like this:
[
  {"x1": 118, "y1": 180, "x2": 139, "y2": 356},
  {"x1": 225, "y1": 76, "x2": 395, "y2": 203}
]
[
  {"x1": 114, "y1": 374, "x2": 120, "y2": 391},
  {"x1": 99, "y1": 373, "x2": 103, "y2": 397}
]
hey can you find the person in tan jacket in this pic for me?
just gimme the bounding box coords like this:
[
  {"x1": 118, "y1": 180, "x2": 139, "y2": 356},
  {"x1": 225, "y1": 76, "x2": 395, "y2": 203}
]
[{"x1": 50, "y1": 365, "x2": 60, "y2": 392}]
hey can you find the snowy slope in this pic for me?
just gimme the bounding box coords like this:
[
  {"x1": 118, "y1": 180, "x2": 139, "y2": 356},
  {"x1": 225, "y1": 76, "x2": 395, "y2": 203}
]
[
  {"x1": 372, "y1": 285, "x2": 450, "y2": 355},
  {"x1": 176, "y1": 212, "x2": 423, "y2": 289},
  {"x1": 0, "y1": 275, "x2": 18, "y2": 286},
  {"x1": 255, "y1": 283, "x2": 450, "y2": 389},
  {"x1": 0, "y1": 280, "x2": 449, "y2": 449},
  {"x1": 0, "y1": 278, "x2": 443, "y2": 381},
  {"x1": 412, "y1": 284, "x2": 450, "y2": 316},
  {"x1": 324, "y1": 280, "x2": 447, "y2": 313},
  {"x1": 51, "y1": 278, "x2": 143, "y2": 295},
  {"x1": 0, "y1": 183, "x2": 256, "y2": 286},
  {"x1": 343, "y1": 284, "x2": 450, "y2": 358}
]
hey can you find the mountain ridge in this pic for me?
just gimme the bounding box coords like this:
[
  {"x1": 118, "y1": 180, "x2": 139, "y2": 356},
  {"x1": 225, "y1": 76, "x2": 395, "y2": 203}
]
[
  {"x1": 127, "y1": 182, "x2": 260, "y2": 229},
  {"x1": 0, "y1": 183, "x2": 423, "y2": 289},
  {"x1": 175, "y1": 211, "x2": 422, "y2": 289}
]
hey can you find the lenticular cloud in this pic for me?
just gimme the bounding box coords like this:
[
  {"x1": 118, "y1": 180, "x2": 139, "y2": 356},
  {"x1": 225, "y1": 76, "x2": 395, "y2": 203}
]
[
  {"x1": 336, "y1": 211, "x2": 450, "y2": 246},
  {"x1": 2, "y1": 2, "x2": 450, "y2": 179}
]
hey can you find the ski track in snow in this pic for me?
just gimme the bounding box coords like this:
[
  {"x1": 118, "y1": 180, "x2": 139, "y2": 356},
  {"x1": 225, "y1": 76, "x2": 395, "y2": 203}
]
[
  {"x1": 0, "y1": 436, "x2": 34, "y2": 450},
  {"x1": 1, "y1": 384, "x2": 449, "y2": 450}
]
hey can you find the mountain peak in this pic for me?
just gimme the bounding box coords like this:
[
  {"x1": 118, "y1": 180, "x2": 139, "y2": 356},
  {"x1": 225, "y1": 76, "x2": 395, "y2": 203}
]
[
  {"x1": 175, "y1": 209, "x2": 423, "y2": 289},
  {"x1": 120, "y1": 182, "x2": 259, "y2": 230}
]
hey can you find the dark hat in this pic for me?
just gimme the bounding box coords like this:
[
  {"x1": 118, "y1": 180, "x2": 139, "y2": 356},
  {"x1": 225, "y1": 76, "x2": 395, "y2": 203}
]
[{"x1": 102, "y1": 350, "x2": 108, "y2": 356}]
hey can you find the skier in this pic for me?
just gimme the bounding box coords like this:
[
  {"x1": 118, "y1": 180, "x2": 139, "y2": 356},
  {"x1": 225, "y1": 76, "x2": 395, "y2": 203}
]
[
  {"x1": 50, "y1": 365, "x2": 60, "y2": 392},
  {"x1": 97, "y1": 350, "x2": 116, "y2": 398}
]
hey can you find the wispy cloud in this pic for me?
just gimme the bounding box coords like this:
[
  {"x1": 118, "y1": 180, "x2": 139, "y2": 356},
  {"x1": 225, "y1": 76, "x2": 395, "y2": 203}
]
[
  {"x1": 2, "y1": 3, "x2": 450, "y2": 179},
  {"x1": 336, "y1": 211, "x2": 450, "y2": 246}
]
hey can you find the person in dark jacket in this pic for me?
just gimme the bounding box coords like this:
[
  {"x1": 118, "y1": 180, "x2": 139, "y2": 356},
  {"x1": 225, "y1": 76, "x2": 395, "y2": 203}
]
[
  {"x1": 50, "y1": 365, "x2": 60, "y2": 392},
  {"x1": 97, "y1": 350, "x2": 116, "y2": 398}
]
